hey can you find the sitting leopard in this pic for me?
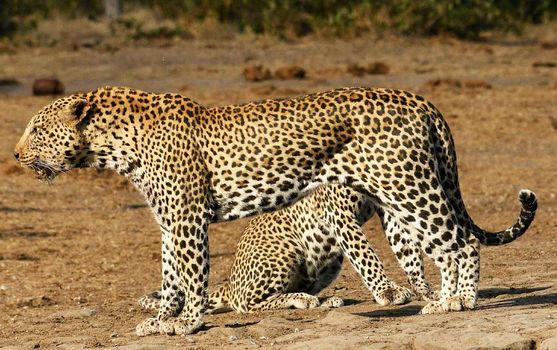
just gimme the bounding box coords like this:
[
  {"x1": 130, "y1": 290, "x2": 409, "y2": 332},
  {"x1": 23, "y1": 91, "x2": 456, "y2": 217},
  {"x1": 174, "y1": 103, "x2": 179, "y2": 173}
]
[
  {"x1": 138, "y1": 184, "x2": 422, "y2": 316},
  {"x1": 14, "y1": 86, "x2": 537, "y2": 336}
]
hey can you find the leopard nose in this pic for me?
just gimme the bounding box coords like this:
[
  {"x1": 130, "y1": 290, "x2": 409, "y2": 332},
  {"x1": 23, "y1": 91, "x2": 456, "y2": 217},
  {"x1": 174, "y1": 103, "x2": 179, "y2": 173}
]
[{"x1": 14, "y1": 151, "x2": 20, "y2": 161}]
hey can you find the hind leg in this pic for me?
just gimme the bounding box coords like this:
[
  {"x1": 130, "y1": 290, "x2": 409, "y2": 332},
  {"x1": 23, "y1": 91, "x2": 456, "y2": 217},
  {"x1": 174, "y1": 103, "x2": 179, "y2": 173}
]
[
  {"x1": 351, "y1": 181, "x2": 466, "y2": 313},
  {"x1": 322, "y1": 217, "x2": 413, "y2": 306},
  {"x1": 307, "y1": 254, "x2": 344, "y2": 295},
  {"x1": 449, "y1": 239, "x2": 480, "y2": 311},
  {"x1": 379, "y1": 210, "x2": 439, "y2": 301},
  {"x1": 420, "y1": 251, "x2": 459, "y2": 314},
  {"x1": 419, "y1": 235, "x2": 479, "y2": 313},
  {"x1": 316, "y1": 142, "x2": 469, "y2": 312},
  {"x1": 306, "y1": 254, "x2": 345, "y2": 308},
  {"x1": 382, "y1": 210, "x2": 459, "y2": 314}
]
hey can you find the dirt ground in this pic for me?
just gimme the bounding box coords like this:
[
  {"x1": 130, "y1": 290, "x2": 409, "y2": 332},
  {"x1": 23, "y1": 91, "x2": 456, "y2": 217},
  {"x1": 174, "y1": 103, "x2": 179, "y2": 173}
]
[{"x1": 0, "y1": 24, "x2": 556, "y2": 349}]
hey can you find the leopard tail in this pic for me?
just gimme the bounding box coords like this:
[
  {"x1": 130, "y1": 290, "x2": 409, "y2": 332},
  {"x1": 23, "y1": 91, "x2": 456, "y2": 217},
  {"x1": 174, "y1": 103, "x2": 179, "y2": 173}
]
[
  {"x1": 430, "y1": 110, "x2": 538, "y2": 246},
  {"x1": 206, "y1": 282, "x2": 232, "y2": 314}
]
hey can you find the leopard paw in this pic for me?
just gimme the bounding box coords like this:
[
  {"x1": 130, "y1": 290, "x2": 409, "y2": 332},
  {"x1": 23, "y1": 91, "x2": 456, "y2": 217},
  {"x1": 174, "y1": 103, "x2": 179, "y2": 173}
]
[
  {"x1": 158, "y1": 316, "x2": 203, "y2": 336},
  {"x1": 290, "y1": 294, "x2": 320, "y2": 309},
  {"x1": 320, "y1": 296, "x2": 344, "y2": 308},
  {"x1": 138, "y1": 290, "x2": 161, "y2": 311},
  {"x1": 420, "y1": 295, "x2": 476, "y2": 315},
  {"x1": 419, "y1": 289, "x2": 441, "y2": 302},
  {"x1": 136, "y1": 317, "x2": 160, "y2": 336},
  {"x1": 375, "y1": 284, "x2": 413, "y2": 306},
  {"x1": 420, "y1": 301, "x2": 445, "y2": 314}
]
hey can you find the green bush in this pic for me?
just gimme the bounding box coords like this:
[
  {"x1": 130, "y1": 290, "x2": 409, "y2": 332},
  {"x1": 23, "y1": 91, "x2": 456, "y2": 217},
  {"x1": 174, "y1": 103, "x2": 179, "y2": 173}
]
[
  {"x1": 383, "y1": 0, "x2": 557, "y2": 39},
  {"x1": 1, "y1": 0, "x2": 556, "y2": 39},
  {"x1": 0, "y1": 0, "x2": 104, "y2": 37}
]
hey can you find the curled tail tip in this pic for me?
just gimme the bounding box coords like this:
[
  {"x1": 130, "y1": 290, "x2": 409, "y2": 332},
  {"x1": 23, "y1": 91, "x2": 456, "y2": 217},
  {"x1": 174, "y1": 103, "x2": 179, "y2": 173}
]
[{"x1": 518, "y1": 189, "x2": 537, "y2": 212}]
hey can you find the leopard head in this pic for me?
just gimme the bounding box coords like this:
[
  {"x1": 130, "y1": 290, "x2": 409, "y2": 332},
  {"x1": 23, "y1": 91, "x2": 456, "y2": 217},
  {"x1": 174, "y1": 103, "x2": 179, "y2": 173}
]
[{"x1": 14, "y1": 95, "x2": 93, "y2": 183}]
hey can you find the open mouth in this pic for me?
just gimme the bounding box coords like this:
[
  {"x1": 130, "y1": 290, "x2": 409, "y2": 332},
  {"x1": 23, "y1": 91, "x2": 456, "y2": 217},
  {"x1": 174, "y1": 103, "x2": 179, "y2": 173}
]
[{"x1": 30, "y1": 160, "x2": 60, "y2": 183}]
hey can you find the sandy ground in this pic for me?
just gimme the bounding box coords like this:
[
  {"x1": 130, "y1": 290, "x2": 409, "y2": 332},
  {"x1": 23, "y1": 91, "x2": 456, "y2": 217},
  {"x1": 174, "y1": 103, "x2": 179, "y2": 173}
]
[{"x1": 0, "y1": 26, "x2": 556, "y2": 349}]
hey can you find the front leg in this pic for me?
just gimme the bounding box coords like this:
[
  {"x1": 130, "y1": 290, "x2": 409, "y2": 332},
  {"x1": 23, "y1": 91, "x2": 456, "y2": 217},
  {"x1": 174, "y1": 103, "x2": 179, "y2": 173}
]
[
  {"x1": 135, "y1": 147, "x2": 212, "y2": 336},
  {"x1": 157, "y1": 210, "x2": 210, "y2": 335},
  {"x1": 159, "y1": 226, "x2": 186, "y2": 317},
  {"x1": 136, "y1": 226, "x2": 185, "y2": 336}
]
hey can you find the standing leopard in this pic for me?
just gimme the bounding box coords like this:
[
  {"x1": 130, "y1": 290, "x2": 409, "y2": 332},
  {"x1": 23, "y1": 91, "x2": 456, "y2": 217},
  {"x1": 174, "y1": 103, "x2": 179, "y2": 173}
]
[{"x1": 14, "y1": 86, "x2": 537, "y2": 336}]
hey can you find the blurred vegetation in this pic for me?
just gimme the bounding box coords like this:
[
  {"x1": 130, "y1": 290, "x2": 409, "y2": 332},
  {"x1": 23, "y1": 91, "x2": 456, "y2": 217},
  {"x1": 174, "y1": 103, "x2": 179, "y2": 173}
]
[{"x1": 1, "y1": 0, "x2": 556, "y2": 40}]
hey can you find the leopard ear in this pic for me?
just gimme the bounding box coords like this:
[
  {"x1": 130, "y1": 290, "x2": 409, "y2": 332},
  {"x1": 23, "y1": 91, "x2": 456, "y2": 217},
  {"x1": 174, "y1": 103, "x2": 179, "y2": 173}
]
[{"x1": 62, "y1": 98, "x2": 90, "y2": 125}]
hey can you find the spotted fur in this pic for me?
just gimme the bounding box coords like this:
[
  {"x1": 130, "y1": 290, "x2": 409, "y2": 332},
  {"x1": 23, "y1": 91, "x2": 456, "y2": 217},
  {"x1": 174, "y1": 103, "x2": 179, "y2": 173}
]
[
  {"x1": 138, "y1": 184, "x2": 423, "y2": 316},
  {"x1": 15, "y1": 86, "x2": 537, "y2": 335}
]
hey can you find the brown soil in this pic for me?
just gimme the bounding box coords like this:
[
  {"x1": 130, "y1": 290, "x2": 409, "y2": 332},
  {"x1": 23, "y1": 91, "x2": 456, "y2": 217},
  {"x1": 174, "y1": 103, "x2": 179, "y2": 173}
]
[{"x1": 0, "y1": 26, "x2": 556, "y2": 349}]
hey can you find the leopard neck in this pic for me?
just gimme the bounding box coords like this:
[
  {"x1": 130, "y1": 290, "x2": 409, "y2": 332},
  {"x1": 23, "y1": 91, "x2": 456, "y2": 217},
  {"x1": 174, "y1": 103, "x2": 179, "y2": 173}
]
[
  {"x1": 77, "y1": 88, "x2": 147, "y2": 179},
  {"x1": 74, "y1": 87, "x2": 205, "y2": 226}
]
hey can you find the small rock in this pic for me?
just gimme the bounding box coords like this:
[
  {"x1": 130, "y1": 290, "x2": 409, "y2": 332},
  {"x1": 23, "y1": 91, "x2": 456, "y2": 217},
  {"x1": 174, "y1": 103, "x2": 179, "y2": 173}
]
[
  {"x1": 274, "y1": 66, "x2": 306, "y2": 80},
  {"x1": 76, "y1": 37, "x2": 101, "y2": 49},
  {"x1": 244, "y1": 338, "x2": 257, "y2": 346},
  {"x1": 229, "y1": 335, "x2": 239, "y2": 342},
  {"x1": 425, "y1": 78, "x2": 491, "y2": 89},
  {"x1": 251, "y1": 84, "x2": 277, "y2": 96},
  {"x1": 0, "y1": 78, "x2": 20, "y2": 86},
  {"x1": 32, "y1": 78, "x2": 64, "y2": 96},
  {"x1": 347, "y1": 62, "x2": 390, "y2": 76},
  {"x1": 463, "y1": 80, "x2": 492, "y2": 89},
  {"x1": 347, "y1": 63, "x2": 367, "y2": 77},
  {"x1": 413, "y1": 330, "x2": 535, "y2": 350},
  {"x1": 243, "y1": 65, "x2": 272, "y2": 82},
  {"x1": 533, "y1": 62, "x2": 557, "y2": 68},
  {"x1": 17, "y1": 295, "x2": 54, "y2": 308},
  {"x1": 14, "y1": 253, "x2": 39, "y2": 261},
  {"x1": 541, "y1": 335, "x2": 557, "y2": 350},
  {"x1": 426, "y1": 78, "x2": 462, "y2": 88},
  {"x1": 48, "y1": 308, "x2": 96, "y2": 322},
  {"x1": 541, "y1": 41, "x2": 557, "y2": 50},
  {"x1": 0, "y1": 78, "x2": 21, "y2": 94},
  {"x1": 367, "y1": 62, "x2": 390, "y2": 75},
  {"x1": 73, "y1": 296, "x2": 87, "y2": 304}
]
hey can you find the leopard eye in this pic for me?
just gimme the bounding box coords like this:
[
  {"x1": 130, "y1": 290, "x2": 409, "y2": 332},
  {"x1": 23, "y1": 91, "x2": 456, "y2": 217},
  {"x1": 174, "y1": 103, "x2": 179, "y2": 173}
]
[{"x1": 30, "y1": 125, "x2": 42, "y2": 134}]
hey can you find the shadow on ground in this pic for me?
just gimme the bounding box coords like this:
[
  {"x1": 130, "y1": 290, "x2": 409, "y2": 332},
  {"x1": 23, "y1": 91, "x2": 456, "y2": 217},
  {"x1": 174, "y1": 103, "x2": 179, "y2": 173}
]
[
  {"x1": 479, "y1": 286, "x2": 551, "y2": 299},
  {"x1": 350, "y1": 287, "x2": 555, "y2": 318}
]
